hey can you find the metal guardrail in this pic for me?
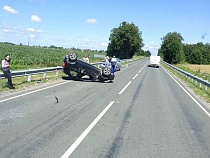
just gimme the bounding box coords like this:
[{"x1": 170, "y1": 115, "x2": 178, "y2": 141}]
[
  {"x1": 0, "y1": 66, "x2": 63, "y2": 82},
  {"x1": 0, "y1": 58, "x2": 137, "y2": 82},
  {"x1": 163, "y1": 61, "x2": 210, "y2": 90}
]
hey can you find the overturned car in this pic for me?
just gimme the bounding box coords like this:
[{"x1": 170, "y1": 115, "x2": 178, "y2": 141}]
[{"x1": 62, "y1": 52, "x2": 114, "y2": 82}]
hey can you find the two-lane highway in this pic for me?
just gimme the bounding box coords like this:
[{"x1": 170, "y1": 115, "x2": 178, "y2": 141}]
[{"x1": 0, "y1": 59, "x2": 210, "y2": 158}]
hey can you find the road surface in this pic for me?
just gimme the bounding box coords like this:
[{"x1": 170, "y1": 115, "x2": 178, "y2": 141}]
[{"x1": 0, "y1": 59, "x2": 210, "y2": 158}]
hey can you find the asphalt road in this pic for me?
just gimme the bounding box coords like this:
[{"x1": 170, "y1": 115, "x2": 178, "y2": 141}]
[{"x1": 0, "y1": 59, "x2": 210, "y2": 158}]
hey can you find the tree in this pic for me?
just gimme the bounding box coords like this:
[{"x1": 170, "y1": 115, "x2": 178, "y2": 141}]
[
  {"x1": 160, "y1": 32, "x2": 185, "y2": 64},
  {"x1": 107, "y1": 21, "x2": 143, "y2": 59},
  {"x1": 183, "y1": 42, "x2": 210, "y2": 64}
]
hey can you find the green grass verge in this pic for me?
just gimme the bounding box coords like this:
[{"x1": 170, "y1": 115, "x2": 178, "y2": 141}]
[
  {"x1": 0, "y1": 71, "x2": 66, "y2": 94},
  {"x1": 162, "y1": 63, "x2": 210, "y2": 103}
]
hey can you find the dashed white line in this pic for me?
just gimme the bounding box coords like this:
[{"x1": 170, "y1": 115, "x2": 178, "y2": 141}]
[
  {"x1": 138, "y1": 70, "x2": 141, "y2": 73},
  {"x1": 60, "y1": 101, "x2": 115, "y2": 158},
  {"x1": 0, "y1": 81, "x2": 70, "y2": 103},
  {"x1": 162, "y1": 67, "x2": 210, "y2": 118},
  {"x1": 119, "y1": 81, "x2": 132, "y2": 95},
  {"x1": 132, "y1": 74, "x2": 138, "y2": 80}
]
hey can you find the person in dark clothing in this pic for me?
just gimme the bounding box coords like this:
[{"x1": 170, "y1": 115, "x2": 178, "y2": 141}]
[{"x1": 1, "y1": 54, "x2": 15, "y2": 89}]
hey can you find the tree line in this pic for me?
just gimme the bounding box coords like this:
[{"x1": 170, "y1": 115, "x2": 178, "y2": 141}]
[{"x1": 158, "y1": 32, "x2": 210, "y2": 64}]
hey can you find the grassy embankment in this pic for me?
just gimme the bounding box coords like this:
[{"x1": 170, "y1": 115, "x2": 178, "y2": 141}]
[{"x1": 163, "y1": 63, "x2": 210, "y2": 102}]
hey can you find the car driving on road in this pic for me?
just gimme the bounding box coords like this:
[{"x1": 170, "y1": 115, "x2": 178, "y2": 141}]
[{"x1": 62, "y1": 52, "x2": 115, "y2": 82}]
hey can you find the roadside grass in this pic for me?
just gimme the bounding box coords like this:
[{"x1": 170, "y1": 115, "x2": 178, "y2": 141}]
[
  {"x1": 0, "y1": 71, "x2": 66, "y2": 94},
  {"x1": 175, "y1": 64, "x2": 210, "y2": 82},
  {"x1": 162, "y1": 63, "x2": 210, "y2": 103}
]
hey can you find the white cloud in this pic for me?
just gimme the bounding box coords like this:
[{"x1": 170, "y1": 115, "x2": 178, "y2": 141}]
[
  {"x1": 3, "y1": 6, "x2": 18, "y2": 14},
  {"x1": 31, "y1": 15, "x2": 41, "y2": 23},
  {"x1": 29, "y1": 35, "x2": 34, "y2": 38},
  {"x1": 27, "y1": 28, "x2": 43, "y2": 33},
  {"x1": 143, "y1": 41, "x2": 161, "y2": 55},
  {"x1": 101, "y1": 42, "x2": 108, "y2": 47},
  {"x1": 87, "y1": 18, "x2": 97, "y2": 24},
  {"x1": 3, "y1": 29, "x2": 9, "y2": 32}
]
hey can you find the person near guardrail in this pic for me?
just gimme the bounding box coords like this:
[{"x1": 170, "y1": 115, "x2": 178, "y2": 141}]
[
  {"x1": 110, "y1": 56, "x2": 117, "y2": 74},
  {"x1": 86, "y1": 55, "x2": 90, "y2": 63},
  {"x1": 1, "y1": 54, "x2": 15, "y2": 89},
  {"x1": 104, "y1": 56, "x2": 110, "y2": 68}
]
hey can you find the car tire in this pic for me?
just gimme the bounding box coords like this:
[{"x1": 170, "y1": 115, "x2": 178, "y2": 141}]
[
  {"x1": 102, "y1": 67, "x2": 111, "y2": 77},
  {"x1": 68, "y1": 52, "x2": 78, "y2": 62}
]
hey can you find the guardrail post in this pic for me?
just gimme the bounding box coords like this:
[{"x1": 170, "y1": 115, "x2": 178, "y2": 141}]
[
  {"x1": 205, "y1": 86, "x2": 207, "y2": 91},
  {"x1": 56, "y1": 70, "x2": 59, "y2": 76},
  {"x1": 200, "y1": 83, "x2": 202, "y2": 88},
  {"x1": 43, "y1": 72, "x2": 46, "y2": 79},
  {"x1": 28, "y1": 74, "x2": 32, "y2": 82}
]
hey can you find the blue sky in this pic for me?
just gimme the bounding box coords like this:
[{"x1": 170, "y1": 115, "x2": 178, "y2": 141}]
[{"x1": 0, "y1": 0, "x2": 209, "y2": 55}]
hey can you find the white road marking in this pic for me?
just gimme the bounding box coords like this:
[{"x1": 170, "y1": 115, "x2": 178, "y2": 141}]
[
  {"x1": 138, "y1": 70, "x2": 141, "y2": 73},
  {"x1": 60, "y1": 101, "x2": 115, "y2": 158},
  {"x1": 132, "y1": 74, "x2": 138, "y2": 80},
  {"x1": 118, "y1": 81, "x2": 132, "y2": 95},
  {"x1": 163, "y1": 67, "x2": 210, "y2": 118},
  {"x1": 0, "y1": 81, "x2": 70, "y2": 103}
]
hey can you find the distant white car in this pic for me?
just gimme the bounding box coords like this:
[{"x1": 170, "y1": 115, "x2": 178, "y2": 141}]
[{"x1": 148, "y1": 56, "x2": 160, "y2": 68}]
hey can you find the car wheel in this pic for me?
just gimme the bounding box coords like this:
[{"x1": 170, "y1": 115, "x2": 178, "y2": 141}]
[
  {"x1": 69, "y1": 52, "x2": 78, "y2": 62},
  {"x1": 102, "y1": 67, "x2": 111, "y2": 76}
]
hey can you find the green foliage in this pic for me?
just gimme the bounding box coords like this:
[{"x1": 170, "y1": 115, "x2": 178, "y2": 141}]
[
  {"x1": 0, "y1": 43, "x2": 106, "y2": 70},
  {"x1": 184, "y1": 42, "x2": 210, "y2": 64},
  {"x1": 137, "y1": 49, "x2": 151, "y2": 57},
  {"x1": 159, "y1": 32, "x2": 210, "y2": 65},
  {"x1": 159, "y1": 32, "x2": 185, "y2": 64},
  {"x1": 107, "y1": 21, "x2": 143, "y2": 59}
]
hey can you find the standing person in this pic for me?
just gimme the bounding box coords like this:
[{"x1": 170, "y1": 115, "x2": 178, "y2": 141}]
[
  {"x1": 1, "y1": 54, "x2": 15, "y2": 89},
  {"x1": 110, "y1": 56, "x2": 117, "y2": 74},
  {"x1": 86, "y1": 55, "x2": 90, "y2": 63},
  {"x1": 105, "y1": 56, "x2": 110, "y2": 67},
  {"x1": 82, "y1": 55, "x2": 87, "y2": 62}
]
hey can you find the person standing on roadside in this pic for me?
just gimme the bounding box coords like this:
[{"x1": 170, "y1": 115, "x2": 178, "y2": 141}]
[
  {"x1": 86, "y1": 55, "x2": 90, "y2": 63},
  {"x1": 110, "y1": 56, "x2": 117, "y2": 74},
  {"x1": 1, "y1": 54, "x2": 15, "y2": 89}
]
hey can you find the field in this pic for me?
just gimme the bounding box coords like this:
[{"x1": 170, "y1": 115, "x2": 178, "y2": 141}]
[
  {"x1": 175, "y1": 63, "x2": 210, "y2": 81},
  {"x1": 184, "y1": 64, "x2": 210, "y2": 74},
  {"x1": 0, "y1": 43, "x2": 106, "y2": 70}
]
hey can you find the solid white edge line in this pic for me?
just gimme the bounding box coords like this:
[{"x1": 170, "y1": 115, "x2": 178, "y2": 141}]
[
  {"x1": 118, "y1": 81, "x2": 132, "y2": 95},
  {"x1": 162, "y1": 67, "x2": 210, "y2": 118},
  {"x1": 0, "y1": 81, "x2": 70, "y2": 103},
  {"x1": 60, "y1": 101, "x2": 115, "y2": 158},
  {"x1": 132, "y1": 74, "x2": 138, "y2": 80}
]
